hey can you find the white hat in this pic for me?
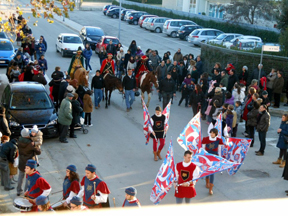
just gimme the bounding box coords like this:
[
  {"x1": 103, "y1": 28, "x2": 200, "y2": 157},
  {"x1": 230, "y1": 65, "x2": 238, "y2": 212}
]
[
  {"x1": 31, "y1": 125, "x2": 38, "y2": 133},
  {"x1": 66, "y1": 85, "x2": 74, "y2": 92},
  {"x1": 137, "y1": 46, "x2": 141, "y2": 49}
]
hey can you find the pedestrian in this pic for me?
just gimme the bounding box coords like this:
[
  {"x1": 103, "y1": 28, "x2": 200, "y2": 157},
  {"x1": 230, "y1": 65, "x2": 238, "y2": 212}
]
[
  {"x1": 0, "y1": 138, "x2": 17, "y2": 191},
  {"x1": 136, "y1": 46, "x2": 144, "y2": 57},
  {"x1": 38, "y1": 55, "x2": 48, "y2": 75},
  {"x1": 128, "y1": 40, "x2": 137, "y2": 57},
  {"x1": 77, "y1": 164, "x2": 111, "y2": 208},
  {"x1": 24, "y1": 159, "x2": 51, "y2": 212},
  {"x1": 70, "y1": 93, "x2": 83, "y2": 138},
  {"x1": 260, "y1": 90, "x2": 271, "y2": 108},
  {"x1": 212, "y1": 69, "x2": 221, "y2": 84},
  {"x1": 250, "y1": 64, "x2": 266, "y2": 83},
  {"x1": 227, "y1": 69, "x2": 238, "y2": 92},
  {"x1": 10, "y1": 65, "x2": 21, "y2": 82},
  {"x1": 122, "y1": 187, "x2": 141, "y2": 207},
  {"x1": 178, "y1": 84, "x2": 189, "y2": 107},
  {"x1": 91, "y1": 70, "x2": 104, "y2": 109},
  {"x1": 266, "y1": 68, "x2": 277, "y2": 101},
  {"x1": 149, "y1": 106, "x2": 167, "y2": 161},
  {"x1": 0, "y1": 107, "x2": 11, "y2": 137},
  {"x1": 238, "y1": 66, "x2": 249, "y2": 86},
  {"x1": 224, "y1": 92, "x2": 234, "y2": 105},
  {"x1": 30, "y1": 125, "x2": 43, "y2": 148},
  {"x1": 158, "y1": 72, "x2": 176, "y2": 109},
  {"x1": 202, "y1": 128, "x2": 224, "y2": 195},
  {"x1": 189, "y1": 84, "x2": 205, "y2": 116},
  {"x1": 149, "y1": 50, "x2": 161, "y2": 71},
  {"x1": 58, "y1": 93, "x2": 73, "y2": 143},
  {"x1": 35, "y1": 39, "x2": 46, "y2": 60},
  {"x1": 272, "y1": 70, "x2": 284, "y2": 108},
  {"x1": 220, "y1": 70, "x2": 229, "y2": 88},
  {"x1": 207, "y1": 87, "x2": 223, "y2": 123},
  {"x1": 13, "y1": 53, "x2": 23, "y2": 69},
  {"x1": 255, "y1": 105, "x2": 271, "y2": 156},
  {"x1": 127, "y1": 56, "x2": 136, "y2": 72},
  {"x1": 106, "y1": 40, "x2": 116, "y2": 58},
  {"x1": 225, "y1": 109, "x2": 234, "y2": 136},
  {"x1": 62, "y1": 165, "x2": 80, "y2": 206},
  {"x1": 17, "y1": 128, "x2": 41, "y2": 196},
  {"x1": 58, "y1": 75, "x2": 71, "y2": 104},
  {"x1": 98, "y1": 46, "x2": 107, "y2": 66},
  {"x1": 32, "y1": 68, "x2": 47, "y2": 85},
  {"x1": 40, "y1": 36, "x2": 47, "y2": 50},
  {"x1": 100, "y1": 53, "x2": 115, "y2": 75},
  {"x1": 174, "y1": 150, "x2": 200, "y2": 204},
  {"x1": 272, "y1": 114, "x2": 288, "y2": 168},
  {"x1": 69, "y1": 196, "x2": 88, "y2": 210},
  {"x1": 195, "y1": 55, "x2": 203, "y2": 77},
  {"x1": 173, "y1": 48, "x2": 183, "y2": 63},
  {"x1": 83, "y1": 90, "x2": 93, "y2": 127},
  {"x1": 232, "y1": 84, "x2": 245, "y2": 104},
  {"x1": 83, "y1": 43, "x2": 92, "y2": 71},
  {"x1": 36, "y1": 196, "x2": 54, "y2": 212},
  {"x1": 122, "y1": 69, "x2": 136, "y2": 112},
  {"x1": 242, "y1": 87, "x2": 257, "y2": 137}
]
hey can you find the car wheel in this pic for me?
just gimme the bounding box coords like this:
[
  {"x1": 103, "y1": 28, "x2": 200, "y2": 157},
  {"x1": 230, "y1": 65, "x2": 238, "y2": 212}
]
[
  {"x1": 155, "y1": 27, "x2": 161, "y2": 33},
  {"x1": 61, "y1": 49, "x2": 65, "y2": 57},
  {"x1": 171, "y1": 31, "x2": 177, "y2": 38},
  {"x1": 56, "y1": 45, "x2": 59, "y2": 53},
  {"x1": 185, "y1": 35, "x2": 189, "y2": 41},
  {"x1": 133, "y1": 20, "x2": 138, "y2": 25},
  {"x1": 112, "y1": 14, "x2": 116, "y2": 18}
]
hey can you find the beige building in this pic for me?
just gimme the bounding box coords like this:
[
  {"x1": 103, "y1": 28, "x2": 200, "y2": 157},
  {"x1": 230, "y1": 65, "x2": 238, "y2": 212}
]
[{"x1": 162, "y1": 0, "x2": 232, "y2": 18}]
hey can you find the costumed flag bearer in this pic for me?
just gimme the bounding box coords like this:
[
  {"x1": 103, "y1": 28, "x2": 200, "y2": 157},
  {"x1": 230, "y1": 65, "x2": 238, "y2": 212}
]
[
  {"x1": 63, "y1": 165, "x2": 80, "y2": 207},
  {"x1": 149, "y1": 106, "x2": 167, "y2": 161},
  {"x1": 122, "y1": 187, "x2": 141, "y2": 207}
]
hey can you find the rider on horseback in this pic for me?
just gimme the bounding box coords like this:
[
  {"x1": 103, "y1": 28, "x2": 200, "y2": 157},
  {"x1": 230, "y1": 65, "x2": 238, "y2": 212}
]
[
  {"x1": 135, "y1": 55, "x2": 151, "y2": 88},
  {"x1": 100, "y1": 53, "x2": 115, "y2": 76}
]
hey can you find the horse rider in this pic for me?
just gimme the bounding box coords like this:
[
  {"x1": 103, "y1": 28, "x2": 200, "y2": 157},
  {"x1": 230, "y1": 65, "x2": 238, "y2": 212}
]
[
  {"x1": 100, "y1": 53, "x2": 115, "y2": 76},
  {"x1": 135, "y1": 55, "x2": 151, "y2": 87}
]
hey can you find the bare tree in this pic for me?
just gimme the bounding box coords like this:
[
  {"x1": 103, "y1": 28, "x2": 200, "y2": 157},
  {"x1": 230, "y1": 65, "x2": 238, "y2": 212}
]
[{"x1": 223, "y1": 0, "x2": 277, "y2": 25}]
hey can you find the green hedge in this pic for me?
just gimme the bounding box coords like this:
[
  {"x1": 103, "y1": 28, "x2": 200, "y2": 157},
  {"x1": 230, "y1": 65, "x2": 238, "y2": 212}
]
[{"x1": 113, "y1": 0, "x2": 279, "y2": 43}]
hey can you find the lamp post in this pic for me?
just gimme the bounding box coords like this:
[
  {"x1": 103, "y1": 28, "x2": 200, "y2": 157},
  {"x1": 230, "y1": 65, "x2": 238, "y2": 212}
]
[{"x1": 118, "y1": 0, "x2": 122, "y2": 40}]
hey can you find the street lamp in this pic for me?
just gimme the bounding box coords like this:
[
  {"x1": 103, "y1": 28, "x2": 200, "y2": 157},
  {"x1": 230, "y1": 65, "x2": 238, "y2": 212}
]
[{"x1": 118, "y1": 0, "x2": 122, "y2": 40}]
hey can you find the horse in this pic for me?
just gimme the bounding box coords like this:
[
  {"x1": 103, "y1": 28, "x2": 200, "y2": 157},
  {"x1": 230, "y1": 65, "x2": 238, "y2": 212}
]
[
  {"x1": 73, "y1": 68, "x2": 89, "y2": 87},
  {"x1": 103, "y1": 73, "x2": 123, "y2": 108},
  {"x1": 140, "y1": 71, "x2": 158, "y2": 107}
]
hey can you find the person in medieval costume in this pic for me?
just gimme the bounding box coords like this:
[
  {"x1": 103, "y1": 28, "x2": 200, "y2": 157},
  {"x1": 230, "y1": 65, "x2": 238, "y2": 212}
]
[
  {"x1": 135, "y1": 55, "x2": 151, "y2": 87},
  {"x1": 68, "y1": 47, "x2": 84, "y2": 79},
  {"x1": 100, "y1": 53, "x2": 115, "y2": 76}
]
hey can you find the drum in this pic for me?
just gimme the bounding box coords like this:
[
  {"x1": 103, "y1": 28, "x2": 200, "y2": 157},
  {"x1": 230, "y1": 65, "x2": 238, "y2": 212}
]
[
  {"x1": 52, "y1": 200, "x2": 69, "y2": 211},
  {"x1": 13, "y1": 198, "x2": 33, "y2": 212}
]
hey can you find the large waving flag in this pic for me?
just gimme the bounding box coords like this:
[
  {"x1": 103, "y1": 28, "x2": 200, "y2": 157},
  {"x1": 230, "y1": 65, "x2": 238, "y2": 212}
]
[
  {"x1": 191, "y1": 149, "x2": 240, "y2": 180},
  {"x1": 224, "y1": 137, "x2": 252, "y2": 175},
  {"x1": 142, "y1": 98, "x2": 154, "y2": 145},
  {"x1": 177, "y1": 112, "x2": 202, "y2": 155},
  {"x1": 162, "y1": 99, "x2": 171, "y2": 138},
  {"x1": 150, "y1": 139, "x2": 176, "y2": 205}
]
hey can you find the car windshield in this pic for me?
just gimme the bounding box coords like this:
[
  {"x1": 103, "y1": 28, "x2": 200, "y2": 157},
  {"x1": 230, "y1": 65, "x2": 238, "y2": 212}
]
[
  {"x1": 215, "y1": 34, "x2": 226, "y2": 40},
  {"x1": 104, "y1": 38, "x2": 119, "y2": 44},
  {"x1": 10, "y1": 92, "x2": 52, "y2": 110},
  {"x1": 0, "y1": 32, "x2": 8, "y2": 39},
  {"x1": 0, "y1": 41, "x2": 13, "y2": 50},
  {"x1": 86, "y1": 28, "x2": 104, "y2": 36},
  {"x1": 63, "y1": 36, "x2": 82, "y2": 43}
]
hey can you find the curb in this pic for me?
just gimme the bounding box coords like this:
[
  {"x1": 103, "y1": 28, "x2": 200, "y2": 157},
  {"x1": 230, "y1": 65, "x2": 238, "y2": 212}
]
[{"x1": 53, "y1": 16, "x2": 79, "y2": 33}]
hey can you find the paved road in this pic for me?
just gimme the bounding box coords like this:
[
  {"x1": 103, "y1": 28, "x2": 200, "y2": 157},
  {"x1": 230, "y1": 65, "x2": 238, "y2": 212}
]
[{"x1": 0, "y1": 1, "x2": 287, "y2": 213}]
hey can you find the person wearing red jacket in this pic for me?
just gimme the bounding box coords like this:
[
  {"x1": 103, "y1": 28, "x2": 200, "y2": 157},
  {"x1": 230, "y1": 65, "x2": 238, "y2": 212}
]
[
  {"x1": 174, "y1": 150, "x2": 200, "y2": 204},
  {"x1": 202, "y1": 128, "x2": 224, "y2": 195},
  {"x1": 100, "y1": 53, "x2": 115, "y2": 75},
  {"x1": 62, "y1": 165, "x2": 80, "y2": 207}
]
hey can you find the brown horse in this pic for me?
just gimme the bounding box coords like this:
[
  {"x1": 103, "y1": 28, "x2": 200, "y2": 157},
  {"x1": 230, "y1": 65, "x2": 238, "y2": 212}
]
[
  {"x1": 73, "y1": 68, "x2": 89, "y2": 87},
  {"x1": 103, "y1": 74, "x2": 123, "y2": 108},
  {"x1": 140, "y1": 71, "x2": 158, "y2": 107}
]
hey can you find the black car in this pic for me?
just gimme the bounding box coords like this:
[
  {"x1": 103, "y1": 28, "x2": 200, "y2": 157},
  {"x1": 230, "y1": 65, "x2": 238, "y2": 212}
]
[
  {"x1": 178, "y1": 25, "x2": 202, "y2": 41},
  {"x1": 107, "y1": 8, "x2": 121, "y2": 18},
  {"x1": 79, "y1": 26, "x2": 105, "y2": 50},
  {"x1": 121, "y1": 9, "x2": 133, "y2": 20},
  {"x1": 103, "y1": 5, "x2": 118, "y2": 15},
  {"x1": 1, "y1": 82, "x2": 58, "y2": 138},
  {"x1": 127, "y1": 11, "x2": 148, "y2": 25}
]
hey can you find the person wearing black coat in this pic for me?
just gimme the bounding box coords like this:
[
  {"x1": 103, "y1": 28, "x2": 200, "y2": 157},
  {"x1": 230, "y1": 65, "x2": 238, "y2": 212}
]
[
  {"x1": 238, "y1": 66, "x2": 249, "y2": 86},
  {"x1": 227, "y1": 69, "x2": 239, "y2": 92},
  {"x1": 49, "y1": 79, "x2": 61, "y2": 111},
  {"x1": 58, "y1": 76, "x2": 71, "y2": 104},
  {"x1": 178, "y1": 84, "x2": 190, "y2": 107},
  {"x1": 0, "y1": 107, "x2": 11, "y2": 137},
  {"x1": 70, "y1": 94, "x2": 83, "y2": 138},
  {"x1": 106, "y1": 40, "x2": 116, "y2": 57},
  {"x1": 212, "y1": 69, "x2": 221, "y2": 84},
  {"x1": 128, "y1": 40, "x2": 137, "y2": 57},
  {"x1": 189, "y1": 84, "x2": 205, "y2": 116},
  {"x1": 195, "y1": 55, "x2": 203, "y2": 77},
  {"x1": 158, "y1": 73, "x2": 176, "y2": 109},
  {"x1": 23, "y1": 65, "x2": 34, "y2": 81},
  {"x1": 0, "y1": 139, "x2": 18, "y2": 190}
]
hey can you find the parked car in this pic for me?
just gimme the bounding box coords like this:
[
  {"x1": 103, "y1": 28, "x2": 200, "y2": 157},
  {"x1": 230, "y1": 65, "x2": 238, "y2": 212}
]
[
  {"x1": 121, "y1": 9, "x2": 134, "y2": 20},
  {"x1": 231, "y1": 39, "x2": 263, "y2": 51},
  {"x1": 142, "y1": 17, "x2": 154, "y2": 29},
  {"x1": 177, "y1": 25, "x2": 202, "y2": 41},
  {"x1": 0, "y1": 39, "x2": 17, "y2": 66},
  {"x1": 79, "y1": 26, "x2": 104, "y2": 50},
  {"x1": 188, "y1": 28, "x2": 224, "y2": 46},
  {"x1": 56, "y1": 33, "x2": 84, "y2": 57},
  {"x1": 124, "y1": 10, "x2": 137, "y2": 21},
  {"x1": 2, "y1": 82, "x2": 58, "y2": 138},
  {"x1": 138, "y1": 15, "x2": 157, "y2": 27},
  {"x1": 106, "y1": 7, "x2": 123, "y2": 18},
  {"x1": 95, "y1": 36, "x2": 120, "y2": 54},
  {"x1": 146, "y1": 17, "x2": 170, "y2": 33},
  {"x1": 103, "y1": 5, "x2": 118, "y2": 15},
  {"x1": 163, "y1": 19, "x2": 197, "y2": 38},
  {"x1": 209, "y1": 33, "x2": 243, "y2": 45},
  {"x1": 0, "y1": 32, "x2": 8, "y2": 39},
  {"x1": 223, "y1": 35, "x2": 263, "y2": 48},
  {"x1": 127, "y1": 11, "x2": 149, "y2": 25}
]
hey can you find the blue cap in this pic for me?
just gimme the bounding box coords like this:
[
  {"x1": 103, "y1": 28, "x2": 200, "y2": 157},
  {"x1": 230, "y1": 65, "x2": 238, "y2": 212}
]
[
  {"x1": 35, "y1": 196, "x2": 48, "y2": 206},
  {"x1": 125, "y1": 187, "x2": 137, "y2": 196},
  {"x1": 67, "y1": 165, "x2": 77, "y2": 173},
  {"x1": 85, "y1": 164, "x2": 96, "y2": 173},
  {"x1": 26, "y1": 159, "x2": 37, "y2": 169},
  {"x1": 70, "y1": 196, "x2": 82, "y2": 206}
]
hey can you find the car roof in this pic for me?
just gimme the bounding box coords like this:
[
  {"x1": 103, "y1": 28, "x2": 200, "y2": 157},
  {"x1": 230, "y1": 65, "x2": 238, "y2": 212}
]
[
  {"x1": 59, "y1": 33, "x2": 79, "y2": 37},
  {"x1": 9, "y1": 82, "x2": 46, "y2": 93},
  {"x1": 220, "y1": 33, "x2": 242, "y2": 35},
  {"x1": 166, "y1": 19, "x2": 194, "y2": 22},
  {"x1": 239, "y1": 39, "x2": 261, "y2": 42}
]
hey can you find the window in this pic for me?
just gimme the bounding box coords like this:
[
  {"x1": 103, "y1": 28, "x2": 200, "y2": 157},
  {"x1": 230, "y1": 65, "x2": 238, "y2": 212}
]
[
  {"x1": 10, "y1": 92, "x2": 52, "y2": 110},
  {"x1": 201, "y1": 31, "x2": 207, "y2": 35},
  {"x1": 207, "y1": 31, "x2": 215, "y2": 36},
  {"x1": 225, "y1": 35, "x2": 234, "y2": 41},
  {"x1": 170, "y1": 21, "x2": 178, "y2": 26},
  {"x1": 104, "y1": 38, "x2": 119, "y2": 45},
  {"x1": 189, "y1": 0, "x2": 196, "y2": 13},
  {"x1": 63, "y1": 36, "x2": 82, "y2": 44},
  {"x1": 0, "y1": 41, "x2": 13, "y2": 51}
]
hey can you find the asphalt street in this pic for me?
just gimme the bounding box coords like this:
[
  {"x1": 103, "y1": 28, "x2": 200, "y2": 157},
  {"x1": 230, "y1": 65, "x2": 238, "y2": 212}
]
[{"x1": 0, "y1": 1, "x2": 287, "y2": 213}]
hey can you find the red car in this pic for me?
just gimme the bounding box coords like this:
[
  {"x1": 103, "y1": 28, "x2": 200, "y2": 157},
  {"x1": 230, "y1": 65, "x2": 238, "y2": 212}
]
[
  {"x1": 138, "y1": 15, "x2": 158, "y2": 27},
  {"x1": 95, "y1": 36, "x2": 120, "y2": 54}
]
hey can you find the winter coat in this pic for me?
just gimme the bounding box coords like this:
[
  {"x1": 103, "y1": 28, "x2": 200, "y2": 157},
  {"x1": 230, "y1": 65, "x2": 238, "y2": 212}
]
[
  {"x1": 32, "y1": 73, "x2": 47, "y2": 85},
  {"x1": 251, "y1": 68, "x2": 266, "y2": 83},
  {"x1": 106, "y1": 44, "x2": 116, "y2": 56},
  {"x1": 212, "y1": 74, "x2": 221, "y2": 84},
  {"x1": 238, "y1": 71, "x2": 249, "y2": 85},
  {"x1": 226, "y1": 114, "x2": 233, "y2": 131},
  {"x1": 276, "y1": 121, "x2": 288, "y2": 149},
  {"x1": 156, "y1": 65, "x2": 167, "y2": 81},
  {"x1": 0, "y1": 114, "x2": 11, "y2": 136},
  {"x1": 235, "y1": 106, "x2": 241, "y2": 123},
  {"x1": 98, "y1": 51, "x2": 107, "y2": 61},
  {"x1": 83, "y1": 94, "x2": 93, "y2": 113},
  {"x1": 273, "y1": 77, "x2": 284, "y2": 94},
  {"x1": 266, "y1": 72, "x2": 277, "y2": 89},
  {"x1": 225, "y1": 96, "x2": 235, "y2": 105},
  {"x1": 83, "y1": 48, "x2": 93, "y2": 59},
  {"x1": 209, "y1": 91, "x2": 223, "y2": 117},
  {"x1": 227, "y1": 75, "x2": 238, "y2": 92},
  {"x1": 91, "y1": 75, "x2": 104, "y2": 90},
  {"x1": 159, "y1": 78, "x2": 176, "y2": 93},
  {"x1": 173, "y1": 52, "x2": 183, "y2": 62},
  {"x1": 58, "y1": 80, "x2": 69, "y2": 103},
  {"x1": 71, "y1": 99, "x2": 82, "y2": 125},
  {"x1": 183, "y1": 77, "x2": 192, "y2": 86},
  {"x1": 256, "y1": 111, "x2": 270, "y2": 132},
  {"x1": 0, "y1": 139, "x2": 17, "y2": 163},
  {"x1": 18, "y1": 137, "x2": 41, "y2": 172},
  {"x1": 149, "y1": 54, "x2": 160, "y2": 68},
  {"x1": 195, "y1": 60, "x2": 203, "y2": 75},
  {"x1": 38, "y1": 58, "x2": 48, "y2": 70},
  {"x1": 30, "y1": 131, "x2": 43, "y2": 147},
  {"x1": 36, "y1": 42, "x2": 46, "y2": 54},
  {"x1": 247, "y1": 108, "x2": 259, "y2": 127},
  {"x1": 191, "y1": 70, "x2": 198, "y2": 84},
  {"x1": 58, "y1": 97, "x2": 73, "y2": 125},
  {"x1": 49, "y1": 79, "x2": 61, "y2": 98},
  {"x1": 127, "y1": 60, "x2": 136, "y2": 71},
  {"x1": 181, "y1": 87, "x2": 190, "y2": 98},
  {"x1": 189, "y1": 90, "x2": 205, "y2": 106},
  {"x1": 220, "y1": 74, "x2": 229, "y2": 88},
  {"x1": 232, "y1": 89, "x2": 245, "y2": 103}
]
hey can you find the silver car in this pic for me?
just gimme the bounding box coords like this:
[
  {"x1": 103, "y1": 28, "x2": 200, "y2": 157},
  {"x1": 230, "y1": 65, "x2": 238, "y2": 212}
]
[
  {"x1": 142, "y1": 17, "x2": 154, "y2": 29},
  {"x1": 188, "y1": 28, "x2": 223, "y2": 46},
  {"x1": 124, "y1": 10, "x2": 137, "y2": 21},
  {"x1": 146, "y1": 17, "x2": 170, "y2": 33},
  {"x1": 209, "y1": 33, "x2": 243, "y2": 45},
  {"x1": 163, "y1": 19, "x2": 197, "y2": 37}
]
